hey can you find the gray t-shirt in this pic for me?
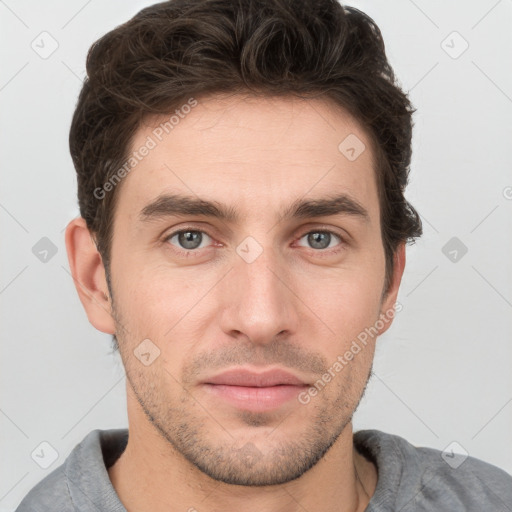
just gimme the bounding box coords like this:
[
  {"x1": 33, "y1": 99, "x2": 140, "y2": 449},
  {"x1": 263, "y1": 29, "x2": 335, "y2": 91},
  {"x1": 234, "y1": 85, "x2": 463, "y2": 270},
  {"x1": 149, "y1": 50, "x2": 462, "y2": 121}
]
[{"x1": 15, "y1": 428, "x2": 512, "y2": 511}]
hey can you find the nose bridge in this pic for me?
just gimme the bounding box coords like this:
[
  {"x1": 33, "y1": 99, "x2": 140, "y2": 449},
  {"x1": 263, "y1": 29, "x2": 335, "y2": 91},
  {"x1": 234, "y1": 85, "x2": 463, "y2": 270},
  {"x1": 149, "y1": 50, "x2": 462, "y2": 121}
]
[{"x1": 221, "y1": 238, "x2": 297, "y2": 343}]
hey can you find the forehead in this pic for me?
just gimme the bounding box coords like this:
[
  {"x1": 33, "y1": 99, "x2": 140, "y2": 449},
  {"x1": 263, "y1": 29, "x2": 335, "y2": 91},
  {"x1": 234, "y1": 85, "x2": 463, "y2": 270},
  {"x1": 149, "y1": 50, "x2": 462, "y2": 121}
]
[{"x1": 116, "y1": 94, "x2": 379, "y2": 224}]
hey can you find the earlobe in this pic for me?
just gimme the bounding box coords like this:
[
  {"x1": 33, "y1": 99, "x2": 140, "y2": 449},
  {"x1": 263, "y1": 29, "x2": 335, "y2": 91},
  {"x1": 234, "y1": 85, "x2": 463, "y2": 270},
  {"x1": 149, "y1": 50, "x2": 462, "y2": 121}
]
[
  {"x1": 64, "y1": 217, "x2": 116, "y2": 334},
  {"x1": 378, "y1": 243, "x2": 406, "y2": 336}
]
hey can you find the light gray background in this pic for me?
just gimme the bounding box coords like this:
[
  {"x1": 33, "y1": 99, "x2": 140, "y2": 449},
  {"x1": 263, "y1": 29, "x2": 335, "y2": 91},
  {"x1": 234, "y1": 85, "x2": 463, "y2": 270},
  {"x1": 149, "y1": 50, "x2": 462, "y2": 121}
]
[{"x1": 1, "y1": 0, "x2": 511, "y2": 510}]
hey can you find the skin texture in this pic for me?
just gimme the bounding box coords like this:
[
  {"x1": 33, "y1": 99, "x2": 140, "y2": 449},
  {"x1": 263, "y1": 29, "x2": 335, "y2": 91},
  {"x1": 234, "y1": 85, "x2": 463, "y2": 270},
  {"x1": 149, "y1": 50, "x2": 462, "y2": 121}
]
[{"x1": 66, "y1": 93, "x2": 406, "y2": 512}]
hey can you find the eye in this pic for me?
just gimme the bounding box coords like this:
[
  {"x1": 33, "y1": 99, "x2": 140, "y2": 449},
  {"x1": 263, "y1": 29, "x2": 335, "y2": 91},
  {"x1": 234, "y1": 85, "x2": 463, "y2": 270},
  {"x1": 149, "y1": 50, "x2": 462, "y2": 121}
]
[
  {"x1": 296, "y1": 230, "x2": 344, "y2": 252},
  {"x1": 165, "y1": 229, "x2": 213, "y2": 253},
  {"x1": 162, "y1": 227, "x2": 346, "y2": 259}
]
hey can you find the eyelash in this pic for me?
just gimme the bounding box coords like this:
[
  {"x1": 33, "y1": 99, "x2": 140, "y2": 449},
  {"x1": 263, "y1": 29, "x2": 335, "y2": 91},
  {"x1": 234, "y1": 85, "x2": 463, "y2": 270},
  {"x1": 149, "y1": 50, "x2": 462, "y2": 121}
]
[{"x1": 163, "y1": 227, "x2": 347, "y2": 259}]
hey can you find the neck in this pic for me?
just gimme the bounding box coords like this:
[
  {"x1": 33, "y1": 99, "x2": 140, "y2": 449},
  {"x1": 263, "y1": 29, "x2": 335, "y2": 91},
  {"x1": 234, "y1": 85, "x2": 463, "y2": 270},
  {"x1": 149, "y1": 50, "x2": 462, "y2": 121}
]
[{"x1": 108, "y1": 418, "x2": 377, "y2": 512}]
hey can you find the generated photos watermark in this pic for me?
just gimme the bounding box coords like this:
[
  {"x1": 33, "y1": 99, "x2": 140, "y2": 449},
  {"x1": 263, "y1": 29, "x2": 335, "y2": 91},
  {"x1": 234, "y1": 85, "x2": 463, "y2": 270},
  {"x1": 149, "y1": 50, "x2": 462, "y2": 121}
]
[
  {"x1": 298, "y1": 302, "x2": 403, "y2": 405},
  {"x1": 93, "y1": 97, "x2": 198, "y2": 200}
]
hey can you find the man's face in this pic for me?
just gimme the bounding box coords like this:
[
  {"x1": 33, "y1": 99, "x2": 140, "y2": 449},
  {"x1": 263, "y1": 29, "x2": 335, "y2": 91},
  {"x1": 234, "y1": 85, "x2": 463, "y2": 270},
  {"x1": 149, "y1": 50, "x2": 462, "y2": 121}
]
[{"x1": 107, "y1": 94, "x2": 397, "y2": 485}]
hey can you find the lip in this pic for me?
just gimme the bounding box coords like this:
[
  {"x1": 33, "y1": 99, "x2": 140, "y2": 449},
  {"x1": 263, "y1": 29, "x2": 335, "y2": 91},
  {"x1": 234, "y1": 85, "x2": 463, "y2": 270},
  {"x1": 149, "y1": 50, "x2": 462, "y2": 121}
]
[
  {"x1": 203, "y1": 368, "x2": 307, "y2": 387},
  {"x1": 201, "y1": 368, "x2": 309, "y2": 412}
]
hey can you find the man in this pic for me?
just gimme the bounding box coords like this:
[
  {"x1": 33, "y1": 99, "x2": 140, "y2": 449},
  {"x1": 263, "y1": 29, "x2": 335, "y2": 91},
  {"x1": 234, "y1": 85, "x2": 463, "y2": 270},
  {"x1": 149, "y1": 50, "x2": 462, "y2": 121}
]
[{"x1": 16, "y1": 0, "x2": 512, "y2": 511}]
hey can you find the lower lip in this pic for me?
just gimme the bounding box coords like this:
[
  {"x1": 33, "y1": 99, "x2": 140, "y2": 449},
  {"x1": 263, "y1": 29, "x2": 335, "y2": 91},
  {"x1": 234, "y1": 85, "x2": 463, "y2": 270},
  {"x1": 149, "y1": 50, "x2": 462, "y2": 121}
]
[{"x1": 202, "y1": 384, "x2": 308, "y2": 412}]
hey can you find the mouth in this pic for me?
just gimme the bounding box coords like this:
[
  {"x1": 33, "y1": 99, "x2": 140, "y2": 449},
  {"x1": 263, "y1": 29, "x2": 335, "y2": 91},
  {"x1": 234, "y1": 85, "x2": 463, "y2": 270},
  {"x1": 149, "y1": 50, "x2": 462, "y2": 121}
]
[{"x1": 201, "y1": 368, "x2": 310, "y2": 412}]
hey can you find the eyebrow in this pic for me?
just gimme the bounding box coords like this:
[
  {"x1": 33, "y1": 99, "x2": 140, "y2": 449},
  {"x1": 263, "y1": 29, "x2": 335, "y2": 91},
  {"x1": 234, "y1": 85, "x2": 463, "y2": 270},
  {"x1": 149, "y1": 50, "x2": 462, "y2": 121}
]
[{"x1": 139, "y1": 193, "x2": 370, "y2": 225}]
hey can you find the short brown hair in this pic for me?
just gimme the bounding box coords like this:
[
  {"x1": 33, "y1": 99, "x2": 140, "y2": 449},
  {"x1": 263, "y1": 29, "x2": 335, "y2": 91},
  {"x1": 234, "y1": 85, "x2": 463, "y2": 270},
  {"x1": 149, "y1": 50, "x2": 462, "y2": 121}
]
[{"x1": 69, "y1": 0, "x2": 422, "y2": 318}]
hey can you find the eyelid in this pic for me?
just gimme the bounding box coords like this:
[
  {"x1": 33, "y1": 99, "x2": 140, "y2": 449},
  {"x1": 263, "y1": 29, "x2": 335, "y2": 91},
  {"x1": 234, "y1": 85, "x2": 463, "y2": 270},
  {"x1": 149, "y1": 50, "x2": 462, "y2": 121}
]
[
  {"x1": 296, "y1": 224, "x2": 348, "y2": 241},
  {"x1": 163, "y1": 226, "x2": 217, "y2": 254},
  {"x1": 293, "y1": 227, "x2": 347, "y2": 256}
]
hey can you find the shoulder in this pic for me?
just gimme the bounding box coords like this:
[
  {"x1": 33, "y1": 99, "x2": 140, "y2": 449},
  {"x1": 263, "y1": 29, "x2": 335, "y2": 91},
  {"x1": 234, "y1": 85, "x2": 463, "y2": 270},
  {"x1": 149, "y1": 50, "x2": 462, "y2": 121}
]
[
  {"x1": 15, "y1": 429, "x2": 127, "y2": 512},
  {"x1": 14, "y1": 463, "x2": 73, "y2": 512},
  {"x1": 355, "y1": 429, "x2": 512, "y2": 511}
]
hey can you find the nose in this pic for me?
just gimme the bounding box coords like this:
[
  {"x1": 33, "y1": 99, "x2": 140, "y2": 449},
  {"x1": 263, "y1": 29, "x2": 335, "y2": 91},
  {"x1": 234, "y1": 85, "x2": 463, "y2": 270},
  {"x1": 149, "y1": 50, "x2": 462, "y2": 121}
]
[{"x1": 218, "y1": 245, "x2": 299, "y2": 346}]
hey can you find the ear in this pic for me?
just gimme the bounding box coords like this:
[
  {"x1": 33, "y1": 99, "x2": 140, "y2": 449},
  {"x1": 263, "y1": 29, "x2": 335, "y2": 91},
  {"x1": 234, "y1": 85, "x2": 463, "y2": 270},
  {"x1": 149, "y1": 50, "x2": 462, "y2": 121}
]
[
  {"x1": 64, "y1": 217, "x2": 115, "y2": 334},
  {"x1": 377, "y1": 242, "x2": 406, "y2": 336}
]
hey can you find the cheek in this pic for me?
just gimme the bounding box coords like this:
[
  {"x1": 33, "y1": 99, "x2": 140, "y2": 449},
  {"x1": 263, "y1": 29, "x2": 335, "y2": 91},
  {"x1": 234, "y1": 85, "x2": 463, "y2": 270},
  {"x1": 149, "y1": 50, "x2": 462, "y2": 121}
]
[
  {"x1": 294, "y1": 269, "x2": 383, "y2": 384},
  {"x1": 302, "y1": 259, "x2": 384, "y2": 333},
  {"x1": 313, "y1": 285, "x2": 381, "y2": 366},
  {"x1": 112, "y1": 261, "x2": 213, "y2": 361},
  {"x1": 119, "y1": 275, "x2": 191, "y2": 328},
  {"x1": 112, "y1": 231, "x2": 385, "y2": 351}
]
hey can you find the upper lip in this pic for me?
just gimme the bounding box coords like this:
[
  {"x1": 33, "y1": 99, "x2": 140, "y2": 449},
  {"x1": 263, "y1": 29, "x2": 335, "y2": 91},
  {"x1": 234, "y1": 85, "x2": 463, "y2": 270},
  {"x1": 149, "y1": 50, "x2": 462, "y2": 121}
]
[{"x1": 203, "y1": 368, "x2": 308, "y2": 387}]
